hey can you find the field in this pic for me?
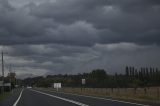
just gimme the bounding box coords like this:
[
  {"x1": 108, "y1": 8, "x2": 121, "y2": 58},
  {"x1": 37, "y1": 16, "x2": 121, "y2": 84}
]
[{"x1": 37, "y1": 87, "x2": 160, "y2": 103}]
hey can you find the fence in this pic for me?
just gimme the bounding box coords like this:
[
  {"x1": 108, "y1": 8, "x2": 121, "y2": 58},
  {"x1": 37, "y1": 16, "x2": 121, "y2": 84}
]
[{"x1": 59, "y1": 87, "x2": 160, "y2": 102}]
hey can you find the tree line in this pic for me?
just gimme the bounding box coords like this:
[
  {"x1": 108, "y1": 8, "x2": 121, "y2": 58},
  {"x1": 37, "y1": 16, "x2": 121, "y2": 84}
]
[
  {"x1": 21, "y1": 67, "x2": 160, "y2": 88},
  {"x1": 125, "y1": 66, "x2": 160, "y2": 87}
]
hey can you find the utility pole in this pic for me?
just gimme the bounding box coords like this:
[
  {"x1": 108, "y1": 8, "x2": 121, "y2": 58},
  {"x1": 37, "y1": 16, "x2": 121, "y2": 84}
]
[
  {"x1": 9, "y1": 64, "x2": 12, "y2": 91},
  {"x1": 1, "y1": 51, "x2": 4, "y2": 93},
  {"x1": 1, "y1": 51, "x2": 7, "y2": 93}
]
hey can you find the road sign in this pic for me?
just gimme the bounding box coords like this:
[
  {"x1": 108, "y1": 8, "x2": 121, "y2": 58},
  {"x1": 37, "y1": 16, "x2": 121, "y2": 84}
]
[
  {"x1": 54, "y1": 83, "x2": 61, "y2": 88},
  {"x1": 82, "y1": 79, "x2": 86, "y2": 85},
  {"x1": 54, "y1": 83, "x2": 61, "y2": 91}
]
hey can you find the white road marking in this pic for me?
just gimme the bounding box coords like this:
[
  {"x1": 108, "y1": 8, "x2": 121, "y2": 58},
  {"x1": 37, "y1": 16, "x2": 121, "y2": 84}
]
[
  {"x1": 13, "y1": 89, "x2": 24, "y2": 106},
  {"x1": 48, "y1": 90, "x2": 150, "y2": 106},
  {"x1": 31, "y1": 89, "x2": 89, "y2": 106}
]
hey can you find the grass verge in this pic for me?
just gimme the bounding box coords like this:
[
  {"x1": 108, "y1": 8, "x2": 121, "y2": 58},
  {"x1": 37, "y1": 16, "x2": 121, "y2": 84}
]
[
  {"x1": 0, "y1": 92, "x2": 11, "y2": 101},
  {"x1": 35, "y1": 87, "x2": 160, "y2": 104}
]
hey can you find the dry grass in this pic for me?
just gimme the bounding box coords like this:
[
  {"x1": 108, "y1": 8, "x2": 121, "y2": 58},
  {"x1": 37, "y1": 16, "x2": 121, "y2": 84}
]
[{"x1": 36, "y1": 87, "x2": 160, "y2": 103}]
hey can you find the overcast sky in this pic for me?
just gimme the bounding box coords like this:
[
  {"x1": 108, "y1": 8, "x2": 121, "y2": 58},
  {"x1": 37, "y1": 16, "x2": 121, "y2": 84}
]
[{"x1": 0, "y1": 0, "x2": 160, "y2": 79}]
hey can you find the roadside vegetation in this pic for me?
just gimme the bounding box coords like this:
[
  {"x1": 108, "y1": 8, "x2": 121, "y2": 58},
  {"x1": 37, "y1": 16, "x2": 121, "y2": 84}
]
[
  {"x1": 22, "y1": 66, "x2": 160, "y2": 88},
  {"x1": 21, "y1": 66, "x2": 160, "y2": 103},
  {"x1": 0, "y1": 92, "x2": 11, "y2": 101},
  {"x1": 36, "y1": 87, "x2": 160, "y2": 103}
]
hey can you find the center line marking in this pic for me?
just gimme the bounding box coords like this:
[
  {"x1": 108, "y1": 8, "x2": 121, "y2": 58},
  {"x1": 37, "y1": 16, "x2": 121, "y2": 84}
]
[{"x1": 31, "y1": 89, "x2": 89, "y2": 106}]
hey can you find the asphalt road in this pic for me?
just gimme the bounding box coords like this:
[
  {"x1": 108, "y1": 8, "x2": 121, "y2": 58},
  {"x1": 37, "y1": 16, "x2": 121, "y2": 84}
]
[
  {"x1": 0, "y1": 88, "x2": 22, "y2": 106},
  {"x1": 1, "y1": 88, "x2": 159, "y2": 106}
]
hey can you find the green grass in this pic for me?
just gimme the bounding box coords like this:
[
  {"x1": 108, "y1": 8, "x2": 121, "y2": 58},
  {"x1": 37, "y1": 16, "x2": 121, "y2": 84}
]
[{"x1": 0, "y1": 92, "x2": 11, "y2": 101}]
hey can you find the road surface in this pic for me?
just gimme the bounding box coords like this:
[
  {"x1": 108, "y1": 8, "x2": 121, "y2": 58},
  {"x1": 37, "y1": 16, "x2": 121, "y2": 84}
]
[{"x1": 1, "y1": 88, "x2": 159, "y2": 106}]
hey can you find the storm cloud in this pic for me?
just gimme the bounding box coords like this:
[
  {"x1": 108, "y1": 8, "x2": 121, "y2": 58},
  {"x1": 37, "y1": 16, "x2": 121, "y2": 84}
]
[{"x1": 0, "y1": 0, "x2": 160, "y2": 78}]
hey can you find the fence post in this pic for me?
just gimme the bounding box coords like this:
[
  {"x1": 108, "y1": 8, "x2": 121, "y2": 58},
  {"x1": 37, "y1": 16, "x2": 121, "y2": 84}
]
[
  {"x1": 105, "y1": 88, "x2": 108, "y2": 95},
  {"x1": 134, "y1": 87, "x2": 137, "y2": 94},
  {"x1": 111, "y1": 88, "x2": 113, "y2": 93},
  {"x1": 157, "y1": 87, "x2": 160, "y2": 100},
  {"x1": 144, "y1": 88, "x2": 147, "y2": 94},
  {"x1": 118, "y1": 87, "x2": 120, "y2": 94}
]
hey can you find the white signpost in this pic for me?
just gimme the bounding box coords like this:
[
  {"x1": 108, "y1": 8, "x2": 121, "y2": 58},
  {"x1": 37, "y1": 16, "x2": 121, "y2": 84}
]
[
  {"x1": 81, "y1": 79, "x2": 86, "y2": 91},
  {"x1": 54, "y1": 83, "x2": 61, "y2": 91},
  {"x1": 82, "y1": 79, "x2": 86, "y2": 85}
]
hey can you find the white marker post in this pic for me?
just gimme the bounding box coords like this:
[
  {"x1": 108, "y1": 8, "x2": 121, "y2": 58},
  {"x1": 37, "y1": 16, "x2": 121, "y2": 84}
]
[
  {"x1": 82, "y1": 79, "x2": 86, "y2": 85},
  {"x1": 81, "y1": 79, "x2": 86, "y2": 91}
]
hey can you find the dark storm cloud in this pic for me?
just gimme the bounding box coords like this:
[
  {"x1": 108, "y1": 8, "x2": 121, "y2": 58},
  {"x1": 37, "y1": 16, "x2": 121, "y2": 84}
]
[
  {"x1": 0, "y1": 0, "x2": 160, "y2": 46},
  {"x1": 1, "y1": 0, "x2": 160, "y2": 78},
  {"x1": 2, "y1": 43, "x2": 160, "y2": 78}
]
